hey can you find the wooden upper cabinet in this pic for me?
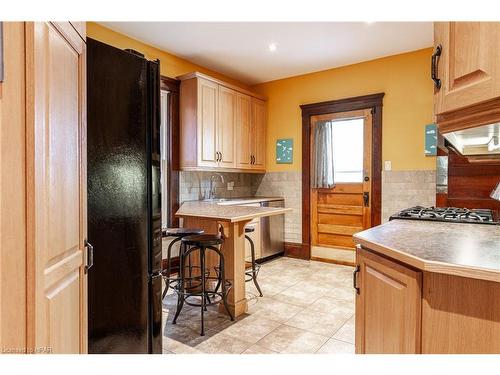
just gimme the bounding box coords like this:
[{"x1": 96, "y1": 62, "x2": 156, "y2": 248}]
[
  {"x1": 26, "y1": 22, "x2": 87, "y2": 354},
  {"x1": 179, "y1": 72, "x2": 266, "y2": 172},
  {"x1": 198, "y1": 78, "x2": 218, "y2": 167},
  {"x1": 236, "y1": 93, "x2": 252, "y2": 169},
  {"x1": 251, "y1": 98, "x2": 266, "y2": 171},
  {"x1": 217, "y1": 85, "x2": 236, "y2": 168},
  {"x1": 434, "y1": 22, "x2": 500, "y2": 130},
  {"x1": 355, "y1": 247, "x2": 422, "y2": 354}
]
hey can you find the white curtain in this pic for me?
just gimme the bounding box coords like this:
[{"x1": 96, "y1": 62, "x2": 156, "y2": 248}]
[{"x1": 312, "y1": 121, "x2": 335, "y2": 188}]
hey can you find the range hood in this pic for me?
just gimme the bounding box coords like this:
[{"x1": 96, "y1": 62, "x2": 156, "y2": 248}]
[{"x1": 443, "y1": 122, "x2": 500, "y2": 157}]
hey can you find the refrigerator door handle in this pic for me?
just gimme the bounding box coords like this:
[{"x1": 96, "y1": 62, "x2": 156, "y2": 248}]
[{"x1": 84, "y1": 239, "x2": 94, "y2": 274}]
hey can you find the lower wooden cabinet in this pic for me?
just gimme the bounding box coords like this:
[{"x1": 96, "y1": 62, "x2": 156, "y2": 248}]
[{"x1": 355, "y1": 247, "x2": 422, "y2": 354}]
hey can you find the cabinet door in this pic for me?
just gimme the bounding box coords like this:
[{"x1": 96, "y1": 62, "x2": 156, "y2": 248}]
[
  {"x1": 236, "y1": 93, "x2": 253, "y2": 169},
  {"x1": 434, "y1": 22, "x2": 500, "y2": 116},
  {"x1": 217, "y1": 86, "x2": 236, "y2": 168},
  {"x1": 251, "y1": 98, "x2": 266, "y2": 170},
  {"x1": 355, "y1": 247, "x2": 422, "y2": 354},
  {"x1": 197, "y1": 78, "x2": 218, "y2": 167},
  {"x1": 26, "y1": 22, "x2": 87, "y2": 353}
]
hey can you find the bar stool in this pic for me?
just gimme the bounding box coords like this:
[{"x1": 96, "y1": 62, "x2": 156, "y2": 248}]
[
  {"x1": 161, "y1": 227, "x2": 204, "y2": 299},
  {"x1": 244, "y1": 227, "x2": 263, "y2": 297},
  {"x1": 173, "y1": 234, "x2": 234, "y2": 336}
]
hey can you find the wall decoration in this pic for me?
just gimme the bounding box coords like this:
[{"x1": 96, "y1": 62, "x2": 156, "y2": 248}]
[
  {"x1": 276, "y1": 138, "x2": 293, "y2": 164},
  {"x1": 424, "y1": 123, "x2": 437, "y2": 156}
]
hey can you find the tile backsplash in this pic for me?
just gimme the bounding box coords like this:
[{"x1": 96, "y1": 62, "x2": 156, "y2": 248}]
[
  {"x1": 178, "y1": 169, "x2": 437, "y2": 244},
  {"x1": 252, "y1": 171, "x2": 302, "y2": 243},
  {"x1": 179, "y1": 170, "x2": 302, "y2": 244},
  {"x1": 381, "y1": 170, "x2": 436, "y2": 222},
  {"x1": 179, "y1": 171, "x2": 254, "y2": 202}
]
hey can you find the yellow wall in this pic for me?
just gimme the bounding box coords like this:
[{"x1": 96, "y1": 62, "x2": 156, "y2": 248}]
[
  {"x1": 86, "y1": 22, "x2": 250, "y2": 89},
  {"x1": 87, "y1": 22, "x2": 434, "y2": 172},
  {"x1": 251, "y1": 48, "x2": 435, "y2": 172}
]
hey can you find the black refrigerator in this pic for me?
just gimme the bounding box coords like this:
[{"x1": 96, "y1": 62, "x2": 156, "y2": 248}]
[{"x1": 87, "y1": 38, "x2": 162, "y2": 354}]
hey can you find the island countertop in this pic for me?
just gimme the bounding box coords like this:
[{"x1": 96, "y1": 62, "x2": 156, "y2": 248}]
[
  {"x1": 176, "y1": 199, "x2": 291, "y2": 222},
  {"x1": 353, "y1": 219, "x2": 500, "y2": 282}
]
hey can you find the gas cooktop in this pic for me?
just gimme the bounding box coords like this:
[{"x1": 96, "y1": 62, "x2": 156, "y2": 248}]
[{"x1": 389, "y1": 206, "x2": 499, "y2": 225}]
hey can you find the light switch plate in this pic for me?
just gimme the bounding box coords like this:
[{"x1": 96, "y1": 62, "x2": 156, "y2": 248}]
[
  {"x1": 227, "y1": 181, "x2": 234, "y2": 191},
  {"x1": 384, "y1": 161, "x2": 392, "y2": 171}
]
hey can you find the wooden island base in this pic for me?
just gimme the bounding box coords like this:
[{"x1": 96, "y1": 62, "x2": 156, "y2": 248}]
[{"x1": 182, "y1": 216, "x2": 252, "y2": 317}]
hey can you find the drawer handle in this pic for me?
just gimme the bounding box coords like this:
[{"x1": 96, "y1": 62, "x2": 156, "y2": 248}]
[
  {"x1": 431, "y1": 44, "x2": 442, "y2": 90},
  {"x1": 353, "y1": 265, "x2": 360, "y2": 294}
]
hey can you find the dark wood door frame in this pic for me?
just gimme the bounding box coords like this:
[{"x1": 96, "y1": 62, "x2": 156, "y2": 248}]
[
  {"x1": 160, "y1": 75, "x2": 181, "y2": 227},
  {"x1": 300, "y1": 93, "x2": 385, "y2": 259}
]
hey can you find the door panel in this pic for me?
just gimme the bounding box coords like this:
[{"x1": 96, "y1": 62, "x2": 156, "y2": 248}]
[
  {"x1": 236, "y1": 93, "x2": 252, "y2": 169},
  {"x1": 434, "y1": 22, "x2": 500, "y2": 115},
  {"x1": 217, "y1": 86, "x2": 236, "y2": 168},
  {"x1": 197, "y1": 78, "x2": 218, "y2": 167},
  {"x1": 310, "y1": 110, "x2": 372, "y2": 258},
  {"x1": 27, "y1": 22, "x2": 87, "y2": 353},
  {"x1": 355, "y1": 247, "x2": 422, "y2": 354},
  {"x1": 251, "y1": 98, "x2": 266, "y2": 169}
]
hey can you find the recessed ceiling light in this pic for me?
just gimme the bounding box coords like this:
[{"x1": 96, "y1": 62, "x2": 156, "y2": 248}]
[{"x1": 268, "y1": 43, "x2": 277, "y2": 52}]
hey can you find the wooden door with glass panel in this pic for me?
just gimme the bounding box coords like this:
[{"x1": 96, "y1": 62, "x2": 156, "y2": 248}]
[
  {"x1": 310, "y1": 109, "x2": 372, "y2": 260},
  {"x1": 26, "y1": 22, "x2": 87, "y2": 354}
]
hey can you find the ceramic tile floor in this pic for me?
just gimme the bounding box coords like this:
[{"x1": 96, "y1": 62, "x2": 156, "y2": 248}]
[{"x1": 162, "y1": 256, "x2": 355, "y2": 354}]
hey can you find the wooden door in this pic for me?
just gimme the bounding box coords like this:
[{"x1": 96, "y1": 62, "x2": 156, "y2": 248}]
[
  {"x1": 434, "y1": 22, "x2": 500, "y2": 116},
  {"x1": 197, "y1": 78, "x2": 218, "y2": 167},
  {"x1": 310, "y1": 109, "x2": 372, "y2": 260},
  {"x1": 26, "y1": 22, "x2": 87, "y2": 354},
  {"x1": 355, "y1": 247, "x2": 422, "y2": 354},
  {"x1": 236, "y1": 93, "x2": 252, "y2": 169},
  {"x1": 217, "y1": 85, "x2": 236, "y2": 168},
  {"x1": 0, "y1": 21, "x2": 28, "y2": 353},
  {"x1": 250, "y1": 98, "x2": 266, "y2": 170}
]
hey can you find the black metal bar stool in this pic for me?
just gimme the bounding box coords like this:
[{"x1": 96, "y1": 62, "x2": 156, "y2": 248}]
[
  {"x1": 244, "y1": 227, "x2": 263, "y2": 297},
  {"x1": 161, "y1": 227, "x2": 204, "y2": 299},
  {"x1": 172, "y1": 234, "x2": 234, "y2": 336}
]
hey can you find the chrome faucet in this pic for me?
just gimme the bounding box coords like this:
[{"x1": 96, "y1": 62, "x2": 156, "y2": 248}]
[{"x1": 209, "y1": 173, "x2": 225, "y2": 200}]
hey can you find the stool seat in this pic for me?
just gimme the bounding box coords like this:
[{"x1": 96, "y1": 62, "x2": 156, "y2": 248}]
[
  {"x1": 163, "y1": 227, "x2": 204, "y2": 238},
  {"x1": 244, "y1": 227, "x2": 255, "y2": 233},
  {"x1": 182, "y1": 234, "x2": 223, "y2": 247}
]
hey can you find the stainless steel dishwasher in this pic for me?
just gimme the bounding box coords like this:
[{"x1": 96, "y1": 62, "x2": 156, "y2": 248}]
[{"x1": 260, "y1": 199, "x2": 285, "y2": 259}]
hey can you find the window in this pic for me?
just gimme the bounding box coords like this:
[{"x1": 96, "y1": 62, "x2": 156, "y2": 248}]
[{"x1": 331, "y1": 118, "x2": 364, "y2": 183}]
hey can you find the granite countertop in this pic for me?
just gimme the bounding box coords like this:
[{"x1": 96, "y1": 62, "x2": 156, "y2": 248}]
[
  {"x1": 353, "y1": 220, "x2": 500, "y2": 282},
  {"x1": 176, "y1": 198, "x2": 291, "y2": 223}
]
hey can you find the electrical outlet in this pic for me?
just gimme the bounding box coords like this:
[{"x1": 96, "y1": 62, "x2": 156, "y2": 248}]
[
  {"x1": 227, "y1": 181, "x2": 234, "y2": 191},
  {"x1": 384, "y1": 160, "x2": 392, "y2": 171}
]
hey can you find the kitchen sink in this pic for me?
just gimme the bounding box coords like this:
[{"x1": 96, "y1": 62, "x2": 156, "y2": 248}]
[{"x1": 202, "y1": 198, "x2": 228, "y2": 203}]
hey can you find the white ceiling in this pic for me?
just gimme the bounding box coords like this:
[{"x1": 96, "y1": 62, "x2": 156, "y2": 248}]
[{"x1": 100, "y1": 22, "x2": 433, "y2": 85}]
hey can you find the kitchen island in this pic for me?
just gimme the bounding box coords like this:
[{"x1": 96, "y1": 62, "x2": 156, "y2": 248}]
[
  {"x1": 353, "y1": 220, "x2": 500, "y2": 354},
  {"x1": 176, "y1": 198, "x2": 291, "y2": 317}
]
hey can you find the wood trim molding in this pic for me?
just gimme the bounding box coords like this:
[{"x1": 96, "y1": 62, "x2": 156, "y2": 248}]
[
  {"x1": 437, "y1": 96, "x2": 500, "y2": 133},
  {"x1": 176, "y1": 71, "x2": 267, "y2": 101},
  {"x1": 300, "y1": 93, "x2": 384, "y2": 256},
  {"x1": 161, "y1": 75, "x2": 181, "y2": 227},
  {"x1": 284, "y1": 242, "x2": 310, "y2": 260}
]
